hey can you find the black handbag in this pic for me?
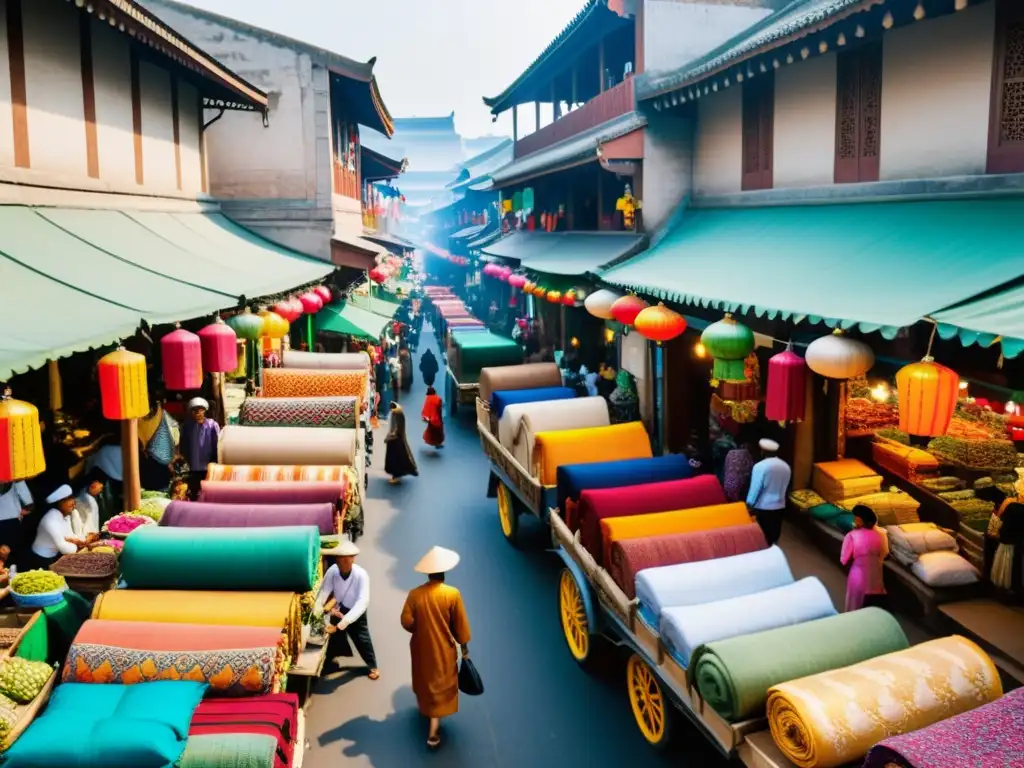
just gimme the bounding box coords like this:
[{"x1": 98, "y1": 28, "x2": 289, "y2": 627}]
[{"x1": 457, "y1": 657, "x2": 484, "y2": 696}]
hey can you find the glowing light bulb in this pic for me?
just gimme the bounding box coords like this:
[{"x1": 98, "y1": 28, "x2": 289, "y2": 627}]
[
  {"x1": 871, "y1": 384, "x2": 890, "y2": 402},
  {"x1": 694, "y1": 342, "x2": 707, "y2": 359}
]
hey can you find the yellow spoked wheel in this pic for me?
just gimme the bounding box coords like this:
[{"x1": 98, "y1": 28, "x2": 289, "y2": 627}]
[
  {"x1": 496, "y1": 482, "x2": 519, "y2": 545},
  {"x1": 627, "y1": 654, "x2": 672, "y2": 748},
  {"x1": 558, "y1": 569, "x2": 590, "y2": 664}
]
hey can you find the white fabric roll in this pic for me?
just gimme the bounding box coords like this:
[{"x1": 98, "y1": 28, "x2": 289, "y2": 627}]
[
  {"x1": 497, "y1": 397, "x2": 610, "y2": 471},
  {"x1": 282, "y1": 350, "x2": 370, "y2": 371},
  {"x1": 219, "y1": 425, "x2": 357, "y2": 466}
]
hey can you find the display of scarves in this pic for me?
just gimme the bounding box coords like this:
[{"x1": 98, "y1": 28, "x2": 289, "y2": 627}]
[
  {"x1": 64, "y1": 620, "x2": 285, "y2": 696},
  {"x1": 238, "y1": 396, "x2": 358, "y2": 429}
]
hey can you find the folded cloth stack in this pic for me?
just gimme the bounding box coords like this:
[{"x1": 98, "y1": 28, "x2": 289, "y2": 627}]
[
  {"x1": 635, "y1": 545, "x2": 792, "y2": 624},
  {"x1": 499, "y1": 397, "x2": 610, "y2": 472},
  {"x1": 839, "y1": 488, "x2": 921, "y2": 526},
  {"x1": 185, "y1": 693, "x2": 300, "y2": 768},
  {"x1": 608, "y1": 524, "x2": 768, "y2": 599},
  {"x1": 533, "y1": 422, "x2": 653, "y2": 486},
  {"x1": 871, "y1": 440, "x2": 940, "y2": 481},
  {"x1": 812, "y1": 459, "x2": 882, "y2": 503},
  {"x1": 490, "y1": 386, "x2": 575, "y2": 418},
  {"x1": 788, "y1": 489, "x2": 827, "y2": 511},
  {"x1": 767, "y1": 635, "x2": 1002, "y2": 768},
  {"x1": 478, "y1": 362, "x2": 562, "y2": 403},
  {"x1": 910, "y1": 550, "x2": 980, "y2": 588},
  {"x1": 261, "y1": 368, "x2": 366, "y2": 399},
  {"x1": 578, "y1": 475, "x2": 727, "y2": 564},
  {"x1": 659, "y1": 577, "x2": 836, "y2": 666},
  {"x1": 64, "y1": 620, "x2": 286, "y2": 696},
  {"x1": 161, "y1": 500, "x2": 339, "y2": 536},
  {"x1": 885, "y1": 522, "x2": 958, "y2": 566},
  {"x1": 219, "y1": 426, "x2": 356, "y2": 467},
  {"x1": 862, "y1": 685, "x2": 1024, "y2": 768},
  {"x1": 238, "y1": 396, "x2": 358, "y2": 429},
  {"x1": 688, "y1": 608, "x2": 908, "y2": 722}
]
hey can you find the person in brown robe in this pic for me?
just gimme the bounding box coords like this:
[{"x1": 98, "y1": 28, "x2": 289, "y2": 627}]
[
  {"x1": 400, "y1": 546, "x2": 472, "y2": 750},
  {"x1": 384, "y1": 402, "x2": 418, "y2": 484}
]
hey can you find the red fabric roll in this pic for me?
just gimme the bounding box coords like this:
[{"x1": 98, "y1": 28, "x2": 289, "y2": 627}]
[
  {"x1": 578, "y1": 475, "x2": 727, "y2": 563},
  {"x1": 200, "y1": 481, "x2": 345, "y2": 507},
  {"x1": 188, "y1": 693, "x2": 299, "y2": 768},
  {"x1": 608, "y1": 523, "x2": 768, "y2": 598}
]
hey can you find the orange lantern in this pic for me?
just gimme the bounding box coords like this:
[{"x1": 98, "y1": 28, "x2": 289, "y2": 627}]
[
  {"x1": 610, "y1": 294, "x2": 649, "y2": 326},
  {"x1": 534, "y1": 287, "x2": 548, "y2": 300},
  {"x1": 634, "y1": 302, "x2": 687, "y2": 343},
  {"x1": 98, "y1": 347, "x2": 149, "y2": 420},
  {"x1": 0, "y1": 394, "x2": 45, "y2": 482},
  {"x1": 896, "y1": 356, "x2": 959, "y2": 437},
  {"x1": 523, "y1": 281, "x2": 536, "y2": 295},
  {"x1": 547, "y1": 290, "x2": 562, "y2": 303}
]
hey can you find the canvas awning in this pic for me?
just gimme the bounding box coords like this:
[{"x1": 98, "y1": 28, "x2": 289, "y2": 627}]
[
  {"x1": 0, "y1": 206, "x2": 333, "y2": 379},
  {"x1": 331, "y1": 234, "x2": 388, "y2": 270},
  {"x1": 316, "y1": 302, "x2": 389, "y2": 340},
  {"x1": 600, "y1": 198, "x2": 1024, "y2": 352},
  {"x1": 933, "y1": 281, "x2": 1024, "y2": 358},
  {"x1": 450, "y1": 224, "x2": 487, "y2": 242},
  {"x1": 349, "y1": 291, "x2": 400, "y2": 319},
  {"x1": 481, "y1": 230, "x2": 645, "y2": 276}
]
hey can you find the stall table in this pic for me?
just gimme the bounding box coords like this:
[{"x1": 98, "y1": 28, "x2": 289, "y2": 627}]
[
  {"x1": 938, "y1": 599, "x2": 1024, "y2": 684},
  {"x1": 287, "y1": 624, "x2": 329, "y2": 705}
]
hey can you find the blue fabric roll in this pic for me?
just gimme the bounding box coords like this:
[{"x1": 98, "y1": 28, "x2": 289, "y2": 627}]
[
  {"x1": 556, "y1": 454, "x2": 692, "y2": 513},
  {"x1": 490, "y1": 386, "x2": 576, "y2": 418}
]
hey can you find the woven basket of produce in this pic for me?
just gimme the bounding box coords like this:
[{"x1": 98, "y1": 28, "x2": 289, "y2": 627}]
[
  {"x1": 101, "y1": 512, "x2": 156, "y2": 539},
  {"x1": 50, "y1": 552, "x2": 118, "y2": 592},
  {"x1": 9, "y1": 571, "x2": 66, "y2": 608},
  {"x1": 0, "y1": 629, "x2": 21, "y2": 652}
]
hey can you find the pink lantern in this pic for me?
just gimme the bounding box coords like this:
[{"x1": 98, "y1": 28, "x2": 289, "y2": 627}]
[
  {"x1": 299, "y1": 292, "x2": 323, "y2": 314},
  {"x1": 288, "y1": 296, "x2": 304, "y2": 320},
  {"x1": 162, "y1": 324, "x2": 203, "y2": 391},
  {"x1": 197, "y1": 316, "x2": 238, "y2": 374},
  {"x1": 369, "y1": 268, "x2": 387, "y2": 284},
  {"x1": 508, "y1": 274, "x2": 527, "y2": 289},
  {"x1": 313, "y1": 285, "x2": 333, "y2": 303},
  {"x1": 274, "y1": 299, "x2": 301, "y2": 323},
  {"x1": 498, "y1": 267, "x2": 512, "y2": 281},
  {"x1": 765, "y1": 344, "x2": 807, "y2": 423},
  {"x1": 482, "y1": 264, "x2": 497, "y2": 277}
]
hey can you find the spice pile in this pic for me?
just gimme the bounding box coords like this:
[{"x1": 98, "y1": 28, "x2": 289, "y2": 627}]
[
  {"x1": 102, "y1": 513, "x2": 155, "y2": 538},
  {"x1": 10, "y1": 570, "x2": 65, "y2": 596},
  {"x1": 51, "y1": 552, "x2": 118, "y2": 579}
]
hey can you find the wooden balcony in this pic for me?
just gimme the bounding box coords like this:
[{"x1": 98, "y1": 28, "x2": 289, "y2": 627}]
[
  {"x1": 515, "y1": 78, "x2": 636, "y2": 159},
  {"x1": 333, "y1": 162, "x2": 359, "y2": 199}
]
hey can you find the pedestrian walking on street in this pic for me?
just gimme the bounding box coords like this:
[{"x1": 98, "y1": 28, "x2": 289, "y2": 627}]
[
  {"x1": 315, "y1": 539, "x2": 379, "y2": 680},
  {"x1": 419, "y1": 348, "x2": 439, "y2": 388},
  {"x1": 421, "y1": 386, "x2": 445, "y2": 449},
  {"x1": 400, "y1": 546, "x2": 472, "y2": 751},
  {"x1": 384, "y1": 402, "x2": 418, "y2": 484},
  {"x1": 399, "y1": 346, "x2": 414, "y2": 392}
]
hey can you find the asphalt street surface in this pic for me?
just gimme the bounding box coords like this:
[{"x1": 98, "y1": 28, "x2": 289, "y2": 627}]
[{"x1": 304, "y1": 324, "x2": 730, "y2": 768}]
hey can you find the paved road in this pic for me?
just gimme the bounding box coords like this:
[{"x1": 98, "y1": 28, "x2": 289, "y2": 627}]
[{"x1": 304, "y1": 325, "x2": 730, "y2": 768}]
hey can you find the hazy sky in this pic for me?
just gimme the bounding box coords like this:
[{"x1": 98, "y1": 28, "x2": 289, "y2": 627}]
[{"x1": 180, "y1": 0, "x2": 583, "y2": 138}]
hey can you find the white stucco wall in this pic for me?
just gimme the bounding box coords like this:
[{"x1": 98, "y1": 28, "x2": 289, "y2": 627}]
[
  {"x1": 694, "y1": 86, "x2": 742, "y2": 196},
  {"x1": 879, "y1": 2, "x2": 995, "y2": 180},
  {"x1": 773, "y1": 53, "x2": 837, "y2": 188},
  {"x1": 0, "y1": 2, "x2": 14, "y2": 168},
  {"x1": 642, "y1": 112, "x2": 692, "y2": 232},
  {"x1": 178, "y1": 81, "x2": 202, "y2": 194},
  {"x1": 138, "y1": 60, "x2": 177, "y2": 188},
  {"x1": 91, "y1": 21, "x2": 136, "y2": 187}
]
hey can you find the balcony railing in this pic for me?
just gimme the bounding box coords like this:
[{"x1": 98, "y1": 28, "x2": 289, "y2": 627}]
[
  {"x1": 514, "y1": 77, "x2": 636, "y2": 159},
  {"x1": 333, "y1": 162, "x2": 359, "y2": 199}
]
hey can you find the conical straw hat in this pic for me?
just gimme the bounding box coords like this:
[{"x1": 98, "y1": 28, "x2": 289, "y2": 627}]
[{"x1": 414, "y1": 546, "x2": 460, "y2": 574}]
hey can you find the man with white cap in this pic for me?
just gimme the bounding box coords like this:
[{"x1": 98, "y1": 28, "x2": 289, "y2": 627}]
[
  {"x1": 746, "y1": 438, "x2": 792, "y2": 546},
  {"x1": 401, "y1": 546, "x2": 472, "y2": 750},
  {"x1": 180, "y1": 397, "x2": 219, "y2": 500},
  {"x1": 314, "y1": 539, "x2": 378, "y2": 680},
  {"x1": 26, "y1": 485, "x2": 81, "y2": 570}
]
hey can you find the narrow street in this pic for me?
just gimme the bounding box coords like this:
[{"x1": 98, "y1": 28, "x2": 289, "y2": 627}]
[{"x1": 304, "y1": 325, "x2": 727, "y2": 767}]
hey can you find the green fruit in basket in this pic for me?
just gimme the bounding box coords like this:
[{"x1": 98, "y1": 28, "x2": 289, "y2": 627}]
[
  {"x1": 10, "y1": 570, "x2": 65, "y2": 595},
  {"x1": 0, "y1": 658, "x2": 51, "y2": 703},
  {"x1": 0, "y1": 693, "x2": 16, "y2": 740}
]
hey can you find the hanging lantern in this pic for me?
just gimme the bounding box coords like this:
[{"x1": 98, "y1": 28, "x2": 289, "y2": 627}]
[
  {"x1": 482, "y1": 264, "x2": 497, "y2": 277},
  {"x1": 634, "y1": 303, "x2": 687, "y2": 343},
  {"x1": 610, "y1": 294, "x2": 649, "y2": 326},
  {"x1": 161, "y1": 324, "x2": 203, "y2": 391},
  {"x1": 97, "y1": 347, "x2": 149, "y2": 420},
  {"x1": 508, "y1": 274, "x2": 527, "y2": 289},
  {"x1": 765, "y1": 344, "x2": 807, "y2": 423},
  {"x1": 313, "y1": 285, "x2": 333, "y2": 304},
  {"x1": 258, "y1": 309, "x2": 290, "y2": 340},
  {"x1": 369, "y1": 268, "x2": 387, "y2": 284},
  {"x1": 226, "y1": 308, "x2": 264, "y2": 341},
  {"x1": 274, "y1": 299, "x2": 301, "y2": 323},
  {"x1": 896, "y1": 357, "x2": 959, "y2": 437},
  {"x1": 197, "y1": 316, "x2": 238, "y2": 374},
  {"x1": 700, "y1": 313, "x2": 755, "y2": 381},
  {"x1": 0, "y1": 394, "x2": 45, "y2": 482},
  {"x1": 499, "y1": 267, "x2": 513, "y2": 281},
  {"x1": 584, "y1": 288, "x2": 623, "y2": 320},
  {"x1": 547, "y1": 290, "x2": 562, "y2": 303},
  {"x1": 562, "y1": 290, "x2": 577, "y2": 307},
  {"x1": 535, "y1": 287, "x2": 548, "y2": 300},
  {"x1": 523, "y1": 281, "x2": 536, "y2": 295},
  {"x1": 299, "y1": 292, "x2": 323, "y2": 314},
  {"x1": 805, "y1": 329, "x2": 875, "y2": 379},
  {"x1": 287, "y1": 297, "x2": 305, "y2": 321}
]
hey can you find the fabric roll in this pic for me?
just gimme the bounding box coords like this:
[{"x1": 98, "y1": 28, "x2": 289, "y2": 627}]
[
  {"x1": 600, "y1": 502, "x2": 752, "y2": 565},
  {"x1": 92, "y1": 590, "x2": 303, "y2": 660},
  {"x1": 262, "y1": 368, "x2": 367, "y2": 399},
  {"x1": 161, "y1": 501, "x2": 338, "y2": 535},
  {"x1": 451, "y1": 339, "x2": 524, "y2": 383},
  {"x1": 768, "y1": 636, "x2": 1003, "y2": 768},
  {"x1": 498, "y1": 397, "x2": 610, "y2": 471},
  {"x1": 121, "y1": 526, "x2": 319, "y2": 592},
  {"x1": 200, "y1": 480, "x2": 346, "y2": 505},
  {"x1": 490, "y1": 386, "x2": 575, "y2": 418},
  {"x1": 609, "y1": 524, "x2": 768, "y2": 599},
  {"x1": 478, "y1": 363, "x2": 562, "y2": 403},
  {"x1": 64, "y1": 619, "x2": 286, "y2": 696},
  {"x1": 636, "y1": 545, "x2": 792, "y2": 621},
  {"x1": 579, "y1": 475, "x2": 727, "y2": 563},
  {"x1": 238, "y1": 396, "x2": 358, "y2": 428},
  {"x1": 282, "y1": 350, "x2": 370, "y2": 371},
  {"x1": 178, "y1": 734, "x2": 278, "y2": 768},
  {"x1": 660, "y1": 577, "x2": 836, "y2": 666},
  {"x1": 534, "y1": 422, "x2": 653, "y2": 487},
  {"x1": 556, "y1": 454, "x2": 693, "y2": 522},
  {"x1": 219, "y1": 426, "x2": 356, "y2": 466},
  {"x1": 188, "y1": 694, "x2": 299, "y2": 768},
  {"x1": 862, "y1": 686, "x2": 1024, "y2": 768},
  {"x1": 690, "y1": 608, "x2": 909, "y2": 722},
  {"x1": 206, "y1": 464, "x2": 348, "y2": 483}
]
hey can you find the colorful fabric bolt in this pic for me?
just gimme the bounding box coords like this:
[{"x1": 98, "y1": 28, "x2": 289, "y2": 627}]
[
  {"x1": 261, "y1": 369, "x2": 367, "y2": 399},
  {"x1": 218, "y1": 426, "x2": 357, "y2": 467},
  {"x1": 161, "y1": 500, "x2": 338, "y2": 535},
  {"x1": 188, "y1": 694, "x2": 299, "y2": 768},
  {"x1": 489, "y1": 386, "x2": 575, "y2": 418},
  {"x1": 238, "y1": 396, "x2": 358, "y2": 429},
  {"x1": 534, "y1": 422, "x2": 653, "y2": 487},
  {"x1": 478, "y1": 363, "x2": 562, "y2": 403}
]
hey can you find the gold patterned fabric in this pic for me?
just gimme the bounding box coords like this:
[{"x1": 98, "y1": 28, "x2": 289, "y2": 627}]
[
  {"x1": 262, "y1": 369, "x2": 366, "y2": 400},
  {"x1": 766, "y1": 635, "x2": 1002, "y2": 768}
]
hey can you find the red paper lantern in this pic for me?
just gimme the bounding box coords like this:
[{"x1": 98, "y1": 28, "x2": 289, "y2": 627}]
[
  {"x1": 314, "y1": 285, "x2": 333, "y2": 303},
  {"x1": 299, "y1": 292, "x2": 323, "y2": 314},
  {"x1": 562, "y1": 290, "x2": 577, "y2": 307},
  {"x1": 369, "y1": 268, "x2": 387, "y2": 284},
  {"x1": 765, "y1": 344, "x2": 807, "y2": 423},
  {"x1": 0, "y1": 395, "x2": 45, "y2": 482},
  {"x1": 274, "y1": 299, "x2": 301, "y2": 323},
  {"x1": 634, "y1": 303, "x2": 687, "y2": 343},
  {"x1": 197, "y1": 316, "x2": 238, "y2": 374},
  {"x1": 896, "y1": 357, "x2": 959, "y2": 437},
  {"x1": 287, "y1": 297, "x2": 304, "y2": 320},
  {"x1": 97, "y1": 347, "x2": 149, "y2": 420},
  {"x1": 610, "y1": 294, "x2": 649, "y2": 326},
  {"x1": 162, "y1": 325, "x2": 203, "y2": 391}
]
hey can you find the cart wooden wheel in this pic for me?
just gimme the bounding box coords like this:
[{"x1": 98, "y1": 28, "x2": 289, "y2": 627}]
[
  {"x1": 626, "y1": 653, "x2": 672, "y2": 749},
  {"x1": 496, "y1": 482, "x2": 520, "y2": 545},
  {"x1": 558, "y1": 568, "x2": 591, "y2": 664}
]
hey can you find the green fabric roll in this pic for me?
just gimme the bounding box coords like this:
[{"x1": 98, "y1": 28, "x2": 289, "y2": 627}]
[
  {"x1": 689, "y1": 608, "x2": 909, "y2": 722},
  {"x1": 833, "y1": 513, "x2": 856, "y2": 532},
  {"x1": 177, "y1": 734, "x2": 277, "y2": 768},
  {"x1": 120, "y1": 526, "x2": 319, "y2": 592},
  {"x1": 451, "y1": 332, "x2": 523, "y2": 382},
  {"x1": 809, "y1": 503, "x2": 844, "y2": 521}
]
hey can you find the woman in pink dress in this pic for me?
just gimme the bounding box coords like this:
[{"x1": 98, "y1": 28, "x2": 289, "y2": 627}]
[{"x1": 840, "y1": 505, "x2": 888, "y2": 612}]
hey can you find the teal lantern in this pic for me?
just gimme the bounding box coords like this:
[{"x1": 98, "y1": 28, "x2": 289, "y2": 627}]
[
  {"x1": 700, "y1": 313, "x2": 755, "y2": 383},
  {"x1": 226, "y1": 307, "x2": 264, "y2": 341}
]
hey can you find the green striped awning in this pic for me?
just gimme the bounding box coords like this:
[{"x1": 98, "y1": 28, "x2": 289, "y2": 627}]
[{"x1": 317, "y1": 302, "x2": 389, "y2": 340}]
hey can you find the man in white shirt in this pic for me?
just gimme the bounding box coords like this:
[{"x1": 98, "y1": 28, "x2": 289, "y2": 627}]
[
  {"x1": 746, "y1": 439, "x2": 792, "y2": 546},
  {"x1": 28, "y1": 485, "x2": 81, "y2": 569},
  {"x1": 314, "y1": 539, "x2": 378, "y2": 680},
  {"x1": 72, "y1": 473, "x2": 105, "y2": 540},
  {"x1": 0, "y1": 481, "x2": 33, "y2": 567}
]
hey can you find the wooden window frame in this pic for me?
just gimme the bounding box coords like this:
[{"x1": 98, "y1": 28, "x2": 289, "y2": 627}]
[
  {"x1": 987, "y1": 0, "x2": 1024, "y2": 174},
  {"x1": 834, "y1": 41, "x2": 882, "y2": 184},
  {"x1": 741, "y1": 74, "x2": 774, "y2": 191}
]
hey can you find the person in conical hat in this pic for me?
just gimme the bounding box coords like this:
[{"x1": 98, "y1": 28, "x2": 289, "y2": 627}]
[
  {"x1": 313, "y1": 538, "x2": 379, "y2": 680},
  {"x1": 401, "y1": 546, "x2": 472, "y2": 750}
]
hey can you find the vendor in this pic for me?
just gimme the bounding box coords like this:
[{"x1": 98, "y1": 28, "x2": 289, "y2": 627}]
[
  {"x1": 26, "y1": 485, "x2": 81, "y2": 570},
  {"x1": 315, "y1": 540, "x2": 379, "y2": 681},
  {"x1": 0, "y1": 481, "x2": 33, "y2": 568},
  {"x1": 180, "y1": 397, "x2": 220, "y2": 500},
  {"x1": 71, "y1": 471, "x2": 104, "y2": 540}
]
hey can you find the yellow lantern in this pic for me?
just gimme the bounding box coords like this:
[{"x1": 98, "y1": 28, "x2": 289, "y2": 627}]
[
  {"x1": 97, "y1": 347, "x2": 149, "y2": 420},
  {"x1": 896, "y1": 357, "x2": 959, "y2": 437},
  {"x1": 0, "y1": 394, "x2": 45, "y2": 482},
  {"x1": 258, "y1": 309, "x2": 290, "y2": 340}
]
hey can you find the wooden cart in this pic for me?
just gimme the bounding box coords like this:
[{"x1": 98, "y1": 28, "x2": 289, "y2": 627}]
[
  {"x1": 446, "y1": 369, "x2": 479, "y2": 416},
  {"x1": 0, "y1": 612, "x2": 58, "y2": 752}
]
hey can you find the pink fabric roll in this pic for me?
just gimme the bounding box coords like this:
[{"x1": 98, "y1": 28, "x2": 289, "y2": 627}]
[
  {"x1": 608, "y1": 523, "x2": 769, "y2": 599},
  {"x1": 161, "y1": 501, "x2": 338, "y2": 535},
  {"x1": 200, "y1": 480, "x2": 346, "y2": 507}
]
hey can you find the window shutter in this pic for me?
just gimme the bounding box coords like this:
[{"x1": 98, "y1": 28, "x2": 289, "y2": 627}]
[
  {"x1": 835, "y1": 42, "x2": 882, "y2": 183},
  {"x1": 742, "y1": 75, "x2": 774, "y2": 191},
  {"x1": 858, "y1": 42, "x2": 882, "y2": 182},
  {"x1": 988, "y1": 0, "x2": 1024, "y2": 174},
  {"x1": 758, "y1": 76, "x2": 775, "y2": 190}
]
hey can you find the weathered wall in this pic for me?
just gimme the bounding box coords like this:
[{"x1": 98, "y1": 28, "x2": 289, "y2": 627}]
[
  {"x1": 641, "y1": 111, "x2": 692, "y2": 232},
  {"x1": 693, "y1": 85, "x2": 742, "y2": 196},
  {"x1": 773, "y1": 53, "x2": 837, "y2": 189}
]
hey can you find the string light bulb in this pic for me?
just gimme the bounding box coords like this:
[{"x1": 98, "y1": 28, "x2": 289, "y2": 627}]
[
  {"x1": 913, "y1": 2, "x2": 925, "y2": 20},
  {"x1": 694, "y1": 342, "x2": 707, "y2": 359},
  {"x1": 871, "y1": 383, "x2": 890, "y2": 403}
]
